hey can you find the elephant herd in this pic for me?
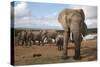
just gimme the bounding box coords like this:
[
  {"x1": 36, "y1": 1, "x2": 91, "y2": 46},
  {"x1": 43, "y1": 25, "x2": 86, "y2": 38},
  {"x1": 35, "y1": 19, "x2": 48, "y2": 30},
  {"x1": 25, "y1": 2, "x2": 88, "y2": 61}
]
[
  {"x1": 15, "y1": 29, "x2": 84, "y2": 52},
  {"x1": 15, "y1": 30, "x2": 60, "y2": 47}
]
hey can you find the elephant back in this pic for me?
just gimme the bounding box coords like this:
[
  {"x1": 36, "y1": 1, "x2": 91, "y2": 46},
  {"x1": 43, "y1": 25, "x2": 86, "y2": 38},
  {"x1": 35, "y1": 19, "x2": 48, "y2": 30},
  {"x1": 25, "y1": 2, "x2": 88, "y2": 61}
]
[
  {"x1": 46, "y1": 30, "x2": 57, "y2": 39},
  {"x1": 33, "y1": 31, "x2": 42, "y2": 40}
]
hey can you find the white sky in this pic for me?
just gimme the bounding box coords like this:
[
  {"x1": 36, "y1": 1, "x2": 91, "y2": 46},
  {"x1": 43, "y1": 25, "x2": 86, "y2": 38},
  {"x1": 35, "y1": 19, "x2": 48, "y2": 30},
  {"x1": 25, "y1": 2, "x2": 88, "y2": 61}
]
[{"x1": 13, "y1": 2, "x2": 97, "y2": 29}]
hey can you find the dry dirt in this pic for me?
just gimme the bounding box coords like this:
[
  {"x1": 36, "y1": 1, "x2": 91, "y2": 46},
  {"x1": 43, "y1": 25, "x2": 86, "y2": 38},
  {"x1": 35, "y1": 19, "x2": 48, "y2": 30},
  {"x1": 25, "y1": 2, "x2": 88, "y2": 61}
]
[{"x1": 14, "y1": 40, "x2": 97, "y2": 66}]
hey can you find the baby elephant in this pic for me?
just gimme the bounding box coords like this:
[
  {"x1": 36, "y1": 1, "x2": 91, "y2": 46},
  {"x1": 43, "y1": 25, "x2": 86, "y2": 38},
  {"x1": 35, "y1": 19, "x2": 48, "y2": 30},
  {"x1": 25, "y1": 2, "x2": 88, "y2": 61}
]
[{"x1": 56, "y1": 34, "x2": 63, "y2": 51}]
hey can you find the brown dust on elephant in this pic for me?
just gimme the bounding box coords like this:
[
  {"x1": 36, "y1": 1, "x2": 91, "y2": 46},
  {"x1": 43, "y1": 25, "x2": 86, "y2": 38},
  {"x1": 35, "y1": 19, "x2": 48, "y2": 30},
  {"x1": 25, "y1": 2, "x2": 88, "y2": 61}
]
[{"x1": 58, "y1": 9, "x2": 87, "y2": 60}]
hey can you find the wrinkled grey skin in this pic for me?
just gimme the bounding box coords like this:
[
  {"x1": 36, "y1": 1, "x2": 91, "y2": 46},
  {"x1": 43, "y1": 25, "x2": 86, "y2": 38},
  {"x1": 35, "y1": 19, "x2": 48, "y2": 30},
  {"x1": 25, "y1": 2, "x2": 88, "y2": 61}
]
[{"x1": 58, "y1": 9, "x2": 87, "y2": 60}]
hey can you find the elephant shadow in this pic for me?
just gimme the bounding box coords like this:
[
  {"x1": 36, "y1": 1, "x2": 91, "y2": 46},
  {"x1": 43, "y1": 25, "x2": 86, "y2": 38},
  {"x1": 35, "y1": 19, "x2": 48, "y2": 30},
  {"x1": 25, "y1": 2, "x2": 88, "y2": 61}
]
[{"x1": 80, "y1": 46, "x2": 97, "y2": 61}]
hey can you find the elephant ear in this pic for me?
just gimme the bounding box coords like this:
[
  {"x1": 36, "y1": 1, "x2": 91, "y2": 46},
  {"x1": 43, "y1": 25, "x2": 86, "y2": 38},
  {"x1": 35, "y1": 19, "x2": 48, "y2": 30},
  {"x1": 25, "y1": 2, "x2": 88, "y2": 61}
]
[
  {"x1": 77, "y1": 9, "x2": 85, "y2": 21},
  {"x1": 77, "y1": 9, "x2": 88, "y2": 36},
  {"x1": 58, "y1": 9, "x2": 70, "y2": 31},
  {"x1": 81, "y1": 22, "x2": 88, "y2": 36}
]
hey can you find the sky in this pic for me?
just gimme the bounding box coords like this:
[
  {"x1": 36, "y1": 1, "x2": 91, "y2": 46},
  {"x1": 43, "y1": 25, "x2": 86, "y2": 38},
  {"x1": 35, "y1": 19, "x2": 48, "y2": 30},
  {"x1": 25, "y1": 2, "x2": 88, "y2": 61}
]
[{"x1": 11, "y1": 1, "x2": 97, "y2": 30}]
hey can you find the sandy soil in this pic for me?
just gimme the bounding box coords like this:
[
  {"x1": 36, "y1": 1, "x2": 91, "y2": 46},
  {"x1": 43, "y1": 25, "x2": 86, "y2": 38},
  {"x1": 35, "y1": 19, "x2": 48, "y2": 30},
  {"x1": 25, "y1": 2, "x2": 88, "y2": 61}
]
[{"x1": 14, "y1": 40, "x2": 97, "y2": 66}]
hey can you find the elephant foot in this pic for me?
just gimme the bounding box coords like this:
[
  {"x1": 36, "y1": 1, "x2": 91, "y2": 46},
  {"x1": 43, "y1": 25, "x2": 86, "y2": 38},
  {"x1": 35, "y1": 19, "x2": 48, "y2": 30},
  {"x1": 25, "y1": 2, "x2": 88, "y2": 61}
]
[{"x1": 73, "y1": 56, "x2": 81, "y2": 60}]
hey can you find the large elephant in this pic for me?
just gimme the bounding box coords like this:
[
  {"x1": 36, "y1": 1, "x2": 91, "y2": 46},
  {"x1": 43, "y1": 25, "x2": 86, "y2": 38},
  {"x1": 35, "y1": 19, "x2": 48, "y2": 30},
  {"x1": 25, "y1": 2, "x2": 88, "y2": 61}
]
[{"x1": 58, "y1": 9, "x2": 87, "y2": 60}]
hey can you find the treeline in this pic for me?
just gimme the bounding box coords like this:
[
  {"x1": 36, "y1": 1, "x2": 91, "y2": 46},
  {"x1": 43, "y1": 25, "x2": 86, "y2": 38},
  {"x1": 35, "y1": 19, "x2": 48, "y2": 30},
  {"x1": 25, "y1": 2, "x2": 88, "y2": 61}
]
[
  {"x1": 87, "y1": 28, "x2": 97, "y2": 34},
  {"x1": 13, "y1": 28, "x2": 97, "y2": 37}
]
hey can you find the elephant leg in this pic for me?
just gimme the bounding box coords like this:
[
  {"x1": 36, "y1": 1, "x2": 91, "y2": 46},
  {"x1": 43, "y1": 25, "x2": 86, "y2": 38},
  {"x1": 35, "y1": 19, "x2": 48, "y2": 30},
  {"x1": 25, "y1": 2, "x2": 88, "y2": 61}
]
[
  {"x1": 59, "y1": 42, "x2": 62, "y2": 51},
  {"x1": 30, "y1": 40, "x2": 32, "y2": 46},
  {"x1": 26, "y1": 40, "x2": 28, "y2": 46},
  {"x1": 75, "y1": 42, "x2": 81, "y2": 60},
  {"x1": 29, "y1": 39, "x2": 31, "y2": 46},
  {"x1": 58, "y1": 45, "x2": 60, "y2": 51},
  {"x1": 60, "y1": 45, "x2": 62, "y2": 51},
  {"x1": 18, "y1": 40, "x2": 20, "y2": 46},
  {"x1": 21, "y1": 40, "x2": 23, "y2": 46},
  {"x1": 38, "y1": 40, "x2": 40, "y2": 45},
  {"x1": 22, "y1": 40, "x2": 25, "y2": 46},
  {"x1": 58, "y1": 45, "x2": 59, "y2": 50},
  {"x1": 25, "y1": 40, "x2": 28, "y2": 46},
  {"x1": 41, "y1": 40, "x2": 43, "y2": 46},
  {"x1": 24, "y1": 40, "x2": 26, "y2": 46},
  {"x1": 30, "y1": 37, "x2": 32, "y2": 46},
  {"x1": 28, "y1": 40, "x2": 31, "y2": 47},
  {"x1": 20, "y1": 40, "x2": 22, "y2": 46},
  {"x1": 33, "y1": 40, "x2": 35, "y2": 45},
  {"x1": 41, "y1": 40, "x2": 44, "y2": 46},
  {"x1": 59, "y1": 45, "x2": 61, "y2": 51},
  {"x1": 57, "y1": 40, "x2": 60, "y2": 51},
  {"x1": 62, "y1": 31, "x2": 69, "y2": 59},
  {"x1": 61, "y1": 40, "x2": 63, "y2": 50},
  {"x1": 61, "y1": 44, "x2": 63, "y2": 50},
  {"x1": 73, "y1": 32, "x2": 81, "y2": 60},
  {"x1": 28, "y1": 39, "x2": 30, "y2": 46}
]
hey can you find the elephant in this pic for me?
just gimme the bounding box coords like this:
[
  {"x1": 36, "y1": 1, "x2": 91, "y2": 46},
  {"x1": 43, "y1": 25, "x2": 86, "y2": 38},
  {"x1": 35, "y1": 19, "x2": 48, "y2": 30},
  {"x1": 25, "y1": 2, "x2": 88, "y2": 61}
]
[
  {"x1": 25, "y1": 30, "x2": 33, "y2": 46},
  {"x1": 31, "y1": 30, "x2": 46, "y2": 45},
  {"x1": 46, "y1": 30, "x2": 57, "y2": 44},
  {"x1": 58, "y1": 9, "x2": 87, "y2": 60},
  {"x1": 56, "y1": 34, "x2": 63, "y2": 51},
  {"x1": 15, "y1": 32, "x2": 21, "y2": 46},
  {"x1": 16, "y1": 30, "x2": 27, "y2": 46}
]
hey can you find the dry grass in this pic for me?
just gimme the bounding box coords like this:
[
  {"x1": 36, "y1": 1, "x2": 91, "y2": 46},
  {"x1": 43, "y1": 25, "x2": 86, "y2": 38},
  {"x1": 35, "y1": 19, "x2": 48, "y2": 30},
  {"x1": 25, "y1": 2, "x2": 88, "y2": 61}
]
[{"x1": 14, "y1": 40, "x2": 97, "y2": 66}]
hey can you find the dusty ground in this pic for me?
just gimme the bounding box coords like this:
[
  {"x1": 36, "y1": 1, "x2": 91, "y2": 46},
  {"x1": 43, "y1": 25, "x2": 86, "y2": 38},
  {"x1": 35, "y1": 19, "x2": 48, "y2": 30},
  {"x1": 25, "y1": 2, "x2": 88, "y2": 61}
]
[{"x1": 14, "y1": 40, "x2": 97, "y2": 66}]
